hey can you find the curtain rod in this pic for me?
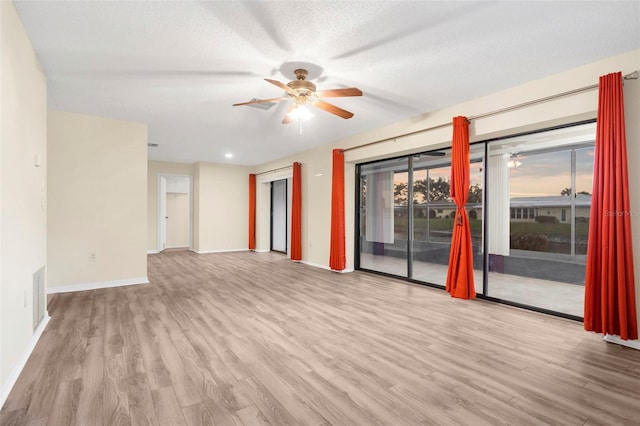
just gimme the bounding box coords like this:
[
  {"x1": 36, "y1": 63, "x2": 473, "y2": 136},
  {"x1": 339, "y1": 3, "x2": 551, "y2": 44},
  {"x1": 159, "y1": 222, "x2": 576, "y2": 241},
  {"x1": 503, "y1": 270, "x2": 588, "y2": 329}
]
[
  {"x1": 344, "y1": 70, "x2": 638, "y2": 153},
  {"x1": 255, "y1": 164, "x2": 293, "y2": 176}
]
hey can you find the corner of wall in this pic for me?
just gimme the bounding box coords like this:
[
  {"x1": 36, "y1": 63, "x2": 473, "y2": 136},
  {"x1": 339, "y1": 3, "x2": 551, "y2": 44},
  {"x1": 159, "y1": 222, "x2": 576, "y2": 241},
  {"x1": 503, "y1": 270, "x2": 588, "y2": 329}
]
[{"x1": 0, "y1": 0, "x2": 48, "y2": 406}]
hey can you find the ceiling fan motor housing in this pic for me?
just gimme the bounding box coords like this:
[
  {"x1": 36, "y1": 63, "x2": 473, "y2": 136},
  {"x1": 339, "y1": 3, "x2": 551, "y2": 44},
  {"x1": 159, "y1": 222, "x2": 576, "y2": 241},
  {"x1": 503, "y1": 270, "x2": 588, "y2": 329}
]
[{"x1": 287, "y1": 69, "x2": 316, "y2": 95}]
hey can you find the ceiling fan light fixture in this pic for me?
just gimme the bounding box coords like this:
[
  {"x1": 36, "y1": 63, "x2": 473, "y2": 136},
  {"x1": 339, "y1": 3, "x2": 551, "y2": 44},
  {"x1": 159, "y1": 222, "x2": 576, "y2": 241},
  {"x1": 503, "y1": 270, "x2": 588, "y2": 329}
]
[{"x1": 287, "y1": 104, "x2": 314, "y2": 122}]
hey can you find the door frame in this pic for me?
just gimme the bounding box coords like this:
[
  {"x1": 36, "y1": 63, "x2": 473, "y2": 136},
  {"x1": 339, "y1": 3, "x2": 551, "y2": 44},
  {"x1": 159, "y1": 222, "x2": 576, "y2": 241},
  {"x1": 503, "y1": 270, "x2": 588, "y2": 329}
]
[
  {"x1": 255, "y1": 168, "x2": 293, "y2": 253},
  {"x1": 157, "y1": 173, "x2": 193, "y2": 252},
  {"x1": 270, "y1": 179, "x2": 288, "y2": 253}
]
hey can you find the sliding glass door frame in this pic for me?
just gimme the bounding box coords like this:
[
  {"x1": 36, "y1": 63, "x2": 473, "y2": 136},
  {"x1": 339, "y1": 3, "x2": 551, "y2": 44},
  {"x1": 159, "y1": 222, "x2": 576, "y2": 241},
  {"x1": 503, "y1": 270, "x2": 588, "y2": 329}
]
[{"x1": 354, "y1": 120, "x2": 596, "y2": 322}]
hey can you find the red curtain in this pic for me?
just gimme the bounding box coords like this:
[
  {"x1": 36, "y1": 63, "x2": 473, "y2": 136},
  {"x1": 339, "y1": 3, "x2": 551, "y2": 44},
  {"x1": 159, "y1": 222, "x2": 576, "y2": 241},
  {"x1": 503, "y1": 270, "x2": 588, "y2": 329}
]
[
  {"x1": 445, "y1": 116, "x2": 476, "y2": 299},
  {"x1": 584, "y1": 72, "x2": 637, "y2": 340},
  {"x1": 248, "y1": 174, "x2": 256, "y2": 250},
  {"x1": 329, "y1": 149, "x2": 346, "y2": 270},
  {"x1": 291, "y1": 162, "x2": 302, "y2": 261}
]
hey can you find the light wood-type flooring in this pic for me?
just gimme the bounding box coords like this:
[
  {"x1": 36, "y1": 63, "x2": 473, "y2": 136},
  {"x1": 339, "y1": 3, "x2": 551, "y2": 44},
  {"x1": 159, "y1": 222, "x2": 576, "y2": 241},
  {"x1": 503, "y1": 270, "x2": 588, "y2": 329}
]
[{"x1": 1, "y1": 251, "x2": 639, "y2": 425}]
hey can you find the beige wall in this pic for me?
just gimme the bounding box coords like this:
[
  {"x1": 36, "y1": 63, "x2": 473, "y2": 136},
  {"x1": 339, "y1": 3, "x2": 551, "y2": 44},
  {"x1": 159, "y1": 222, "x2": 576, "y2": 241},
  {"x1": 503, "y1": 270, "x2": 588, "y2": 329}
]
[
  {"x1": 625, "y1": 68, "x2": 640, "y2": 332},
  {"x1": 0, "y1": 0, "x2": 48, "y2": 400},
  {"x1": 147, "y1": 160, "x2": 194, "y2": 251},
  {"x1": 253, "y1": 50, "x2": 640, "y2": 339},
  {"x1": 48, "y1": 110, "x2": 148, "y2": 291},
  {"x1": 194, "y1": 162, "x2": 250, "y2": 253}
]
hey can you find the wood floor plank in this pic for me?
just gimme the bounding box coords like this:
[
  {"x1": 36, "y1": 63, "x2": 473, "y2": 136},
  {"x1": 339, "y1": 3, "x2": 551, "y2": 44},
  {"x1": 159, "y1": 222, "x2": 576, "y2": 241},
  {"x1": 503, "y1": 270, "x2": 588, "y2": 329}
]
[
  {"x1": 103, "y1": 353, "x2": 131, "y2": 426},
  {"x1": 45, "y1": 379, "x2": 80, "y2": 426},
  {"x1": 149, "y1": 322, "x2": 201, "y2": 408},
  {"x1": 237, "y1": 376, "x2": 298, "y2": 426},
  {"x1": 151, "y1": 386, "x2": 187, "y2": 426},
  {"x1": 2, "y1": 250, "x2": 640, "y2": 425},
  {"x1": 75, "y1": 336, "x2": 104, "y2": 425},
  {"x1": 233, "y1": 404, "x2": 271, "y2": 426},
  {"x1": 122, "y1": 344, "x2": 160, "y2": 426}
]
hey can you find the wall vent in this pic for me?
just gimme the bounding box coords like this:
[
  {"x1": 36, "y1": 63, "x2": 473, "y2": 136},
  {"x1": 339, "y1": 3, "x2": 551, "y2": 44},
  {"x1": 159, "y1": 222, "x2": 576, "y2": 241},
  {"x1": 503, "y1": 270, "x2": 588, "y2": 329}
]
[{"x1": 33, "y1": 266, "x2": 46, "y2": 331}]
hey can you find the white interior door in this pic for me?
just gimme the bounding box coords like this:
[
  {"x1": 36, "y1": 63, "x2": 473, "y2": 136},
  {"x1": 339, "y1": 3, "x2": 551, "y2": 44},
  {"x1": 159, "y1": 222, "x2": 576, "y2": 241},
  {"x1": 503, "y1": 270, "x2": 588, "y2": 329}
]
[
  {"x1": 271, "y1": 180, "x2": 287, "y2": 252},
  {"x1": 166, "y1": 192, "x2": 190, "y2": 248}
]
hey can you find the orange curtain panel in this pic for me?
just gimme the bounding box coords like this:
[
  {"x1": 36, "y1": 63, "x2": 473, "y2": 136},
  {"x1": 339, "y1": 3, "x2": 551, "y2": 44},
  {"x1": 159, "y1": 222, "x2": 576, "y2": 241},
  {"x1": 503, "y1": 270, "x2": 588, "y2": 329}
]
[
  {"x1": 584, "y1": 72, "x2": 637, "y2": 340},
  {"x1": 248, "y1": 174, "x2": 256, "y2": 250},
  {"x1": 329, "y1": 149, "x2": 346, "y2": 271},
  {"x1": 291, "y1": 162, "x2": 302, "y2": 261},
  {"x1": 445, "y1": 116, "x2": 476, "y2": 299}
]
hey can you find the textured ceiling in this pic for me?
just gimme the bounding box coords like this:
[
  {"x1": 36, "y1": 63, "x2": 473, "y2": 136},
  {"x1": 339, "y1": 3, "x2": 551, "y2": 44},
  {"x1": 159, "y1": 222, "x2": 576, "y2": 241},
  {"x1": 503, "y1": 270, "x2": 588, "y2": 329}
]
[{"x1": 13, "y1": 1, "x2": 640, "y2": 166}]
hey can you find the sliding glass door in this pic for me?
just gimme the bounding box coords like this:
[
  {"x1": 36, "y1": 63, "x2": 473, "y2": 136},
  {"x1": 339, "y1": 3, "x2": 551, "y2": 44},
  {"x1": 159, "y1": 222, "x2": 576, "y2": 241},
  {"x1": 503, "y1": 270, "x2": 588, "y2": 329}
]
[
  {"x1": 358, "y1": 148, "x2": 484, "y2": 286},
  {"x1": 359, "y1": 157, "x2": 409, "y2": 277},
  {"x1": 485, "y1": 123, "x2": 595, "y2": 317},
  {"x1": 356, "y1": 121, "x2": 596, "y2": 319}
]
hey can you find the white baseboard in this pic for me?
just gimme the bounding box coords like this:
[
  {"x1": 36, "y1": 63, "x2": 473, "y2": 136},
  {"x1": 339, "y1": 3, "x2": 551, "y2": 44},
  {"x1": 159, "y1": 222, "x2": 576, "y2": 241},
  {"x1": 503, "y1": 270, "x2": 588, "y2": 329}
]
[
  {"x1": 603, "y1": 334, "x2": 640, "y2": 350},
  {"x1": 300, "y1": 260, "x2": 354, "y2": 273},
  {"x1": 47, "y1": 277, "x2": 149, "y2": 294},
  {"x1": 192, "y1": 249, "x2": 249, "y2": 254},
  {"x1": 1, "y1": 313, "x2": 50, "y2": 409},
  {"x1": 147, "y1": 250, "x2": 159, "y2": 254},
  {"x1": 253, "y1": 249, "x2": 270, "y2": 253}
]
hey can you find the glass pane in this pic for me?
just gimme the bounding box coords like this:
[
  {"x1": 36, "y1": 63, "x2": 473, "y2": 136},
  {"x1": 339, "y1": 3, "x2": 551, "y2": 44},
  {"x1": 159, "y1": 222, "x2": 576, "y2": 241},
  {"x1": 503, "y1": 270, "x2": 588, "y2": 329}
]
[
  {"x1": 411, "y1": 160, "x2": 453, "y2": 286},
  {"x1": 359, "y1": 157, "x2": 409, "y2": 277},
  {"x1": 411, "y1": 147, "x2": 484, "y2": 290},
  {"x1": 486, "y1": 123, "x2": 595, "y2": 317},
  {"x1": 575, "y1": 146, "x2": 594, "y2": 255}
]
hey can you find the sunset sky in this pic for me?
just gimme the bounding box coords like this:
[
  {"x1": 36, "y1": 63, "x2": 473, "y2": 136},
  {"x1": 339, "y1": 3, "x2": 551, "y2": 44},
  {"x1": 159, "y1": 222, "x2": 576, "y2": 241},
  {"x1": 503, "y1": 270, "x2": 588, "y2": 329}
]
[{"x1": 386, "y1": 146, "x2": 594, "y2": 201}]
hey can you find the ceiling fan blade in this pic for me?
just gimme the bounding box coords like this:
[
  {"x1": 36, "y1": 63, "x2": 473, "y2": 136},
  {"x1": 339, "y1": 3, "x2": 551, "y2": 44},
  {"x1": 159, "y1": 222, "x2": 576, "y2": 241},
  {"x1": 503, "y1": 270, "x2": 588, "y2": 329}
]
[
  {"x1": 265, "y1": 78, "x2": 298, "y2": 95},
  {"x1": 232, "y1": 97, "x2": 288, "y2": 107},
  {"x1": 315, "y1": 87, "x2": 363, "y2": 98},
  {"x1": 312, "y1": 100, "x2": 354, "y2": 119},
  {"x1": 282, "y1": 103, "x2": 296, "y2": 124}
]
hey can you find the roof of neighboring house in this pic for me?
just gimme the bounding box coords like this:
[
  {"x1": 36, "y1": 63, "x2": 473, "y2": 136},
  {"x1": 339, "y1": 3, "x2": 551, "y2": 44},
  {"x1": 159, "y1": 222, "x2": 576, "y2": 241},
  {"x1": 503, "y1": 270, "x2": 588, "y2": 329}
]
[
  {"x1": 407, "y1": 194, "x2": 592, "y2": 208},
  {"x1": 510, "y1": 194, "x2": 592, "y2": 207}
]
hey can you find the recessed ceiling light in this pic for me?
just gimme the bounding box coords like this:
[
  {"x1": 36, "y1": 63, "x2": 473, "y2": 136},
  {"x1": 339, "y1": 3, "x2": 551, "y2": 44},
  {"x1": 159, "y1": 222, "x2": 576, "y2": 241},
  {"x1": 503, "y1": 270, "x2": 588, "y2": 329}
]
[{"x1": 225, "y1": 153, "x2": 233, "y2": 158}]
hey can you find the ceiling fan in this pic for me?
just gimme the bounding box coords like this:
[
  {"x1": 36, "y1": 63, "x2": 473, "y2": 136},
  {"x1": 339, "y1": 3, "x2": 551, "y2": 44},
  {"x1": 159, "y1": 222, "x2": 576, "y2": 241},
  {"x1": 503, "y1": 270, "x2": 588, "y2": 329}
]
[{"x1": 233, "y1": 69, "x2": 362, "y2": 124}]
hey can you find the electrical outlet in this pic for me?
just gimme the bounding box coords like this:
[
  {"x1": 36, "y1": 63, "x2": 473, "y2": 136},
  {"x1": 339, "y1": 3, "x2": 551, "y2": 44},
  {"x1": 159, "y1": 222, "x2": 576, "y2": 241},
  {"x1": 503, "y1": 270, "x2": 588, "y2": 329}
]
[{"x1": 89, "y1": 252, "x2": 96, "y2": 262}]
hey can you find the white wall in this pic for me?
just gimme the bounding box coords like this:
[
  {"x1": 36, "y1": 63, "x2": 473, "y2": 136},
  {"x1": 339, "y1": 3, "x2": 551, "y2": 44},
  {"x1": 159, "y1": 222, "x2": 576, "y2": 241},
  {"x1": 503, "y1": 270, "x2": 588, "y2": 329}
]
[
  {"x1": 0, "y1": 0, "x2": 48, "y2": 404},
  {"x1": 193, "y1": 162, "x2": 250, "y2": 253},
  {"x1": 47, "y1": 110, "x2": 148, "y2": 292},
  {"x1": 253, "y1": 50, "x2": 640, "y2": 336},
  {"x1": 147, "y1": 160, "x2": 194, "y2": 251}
]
